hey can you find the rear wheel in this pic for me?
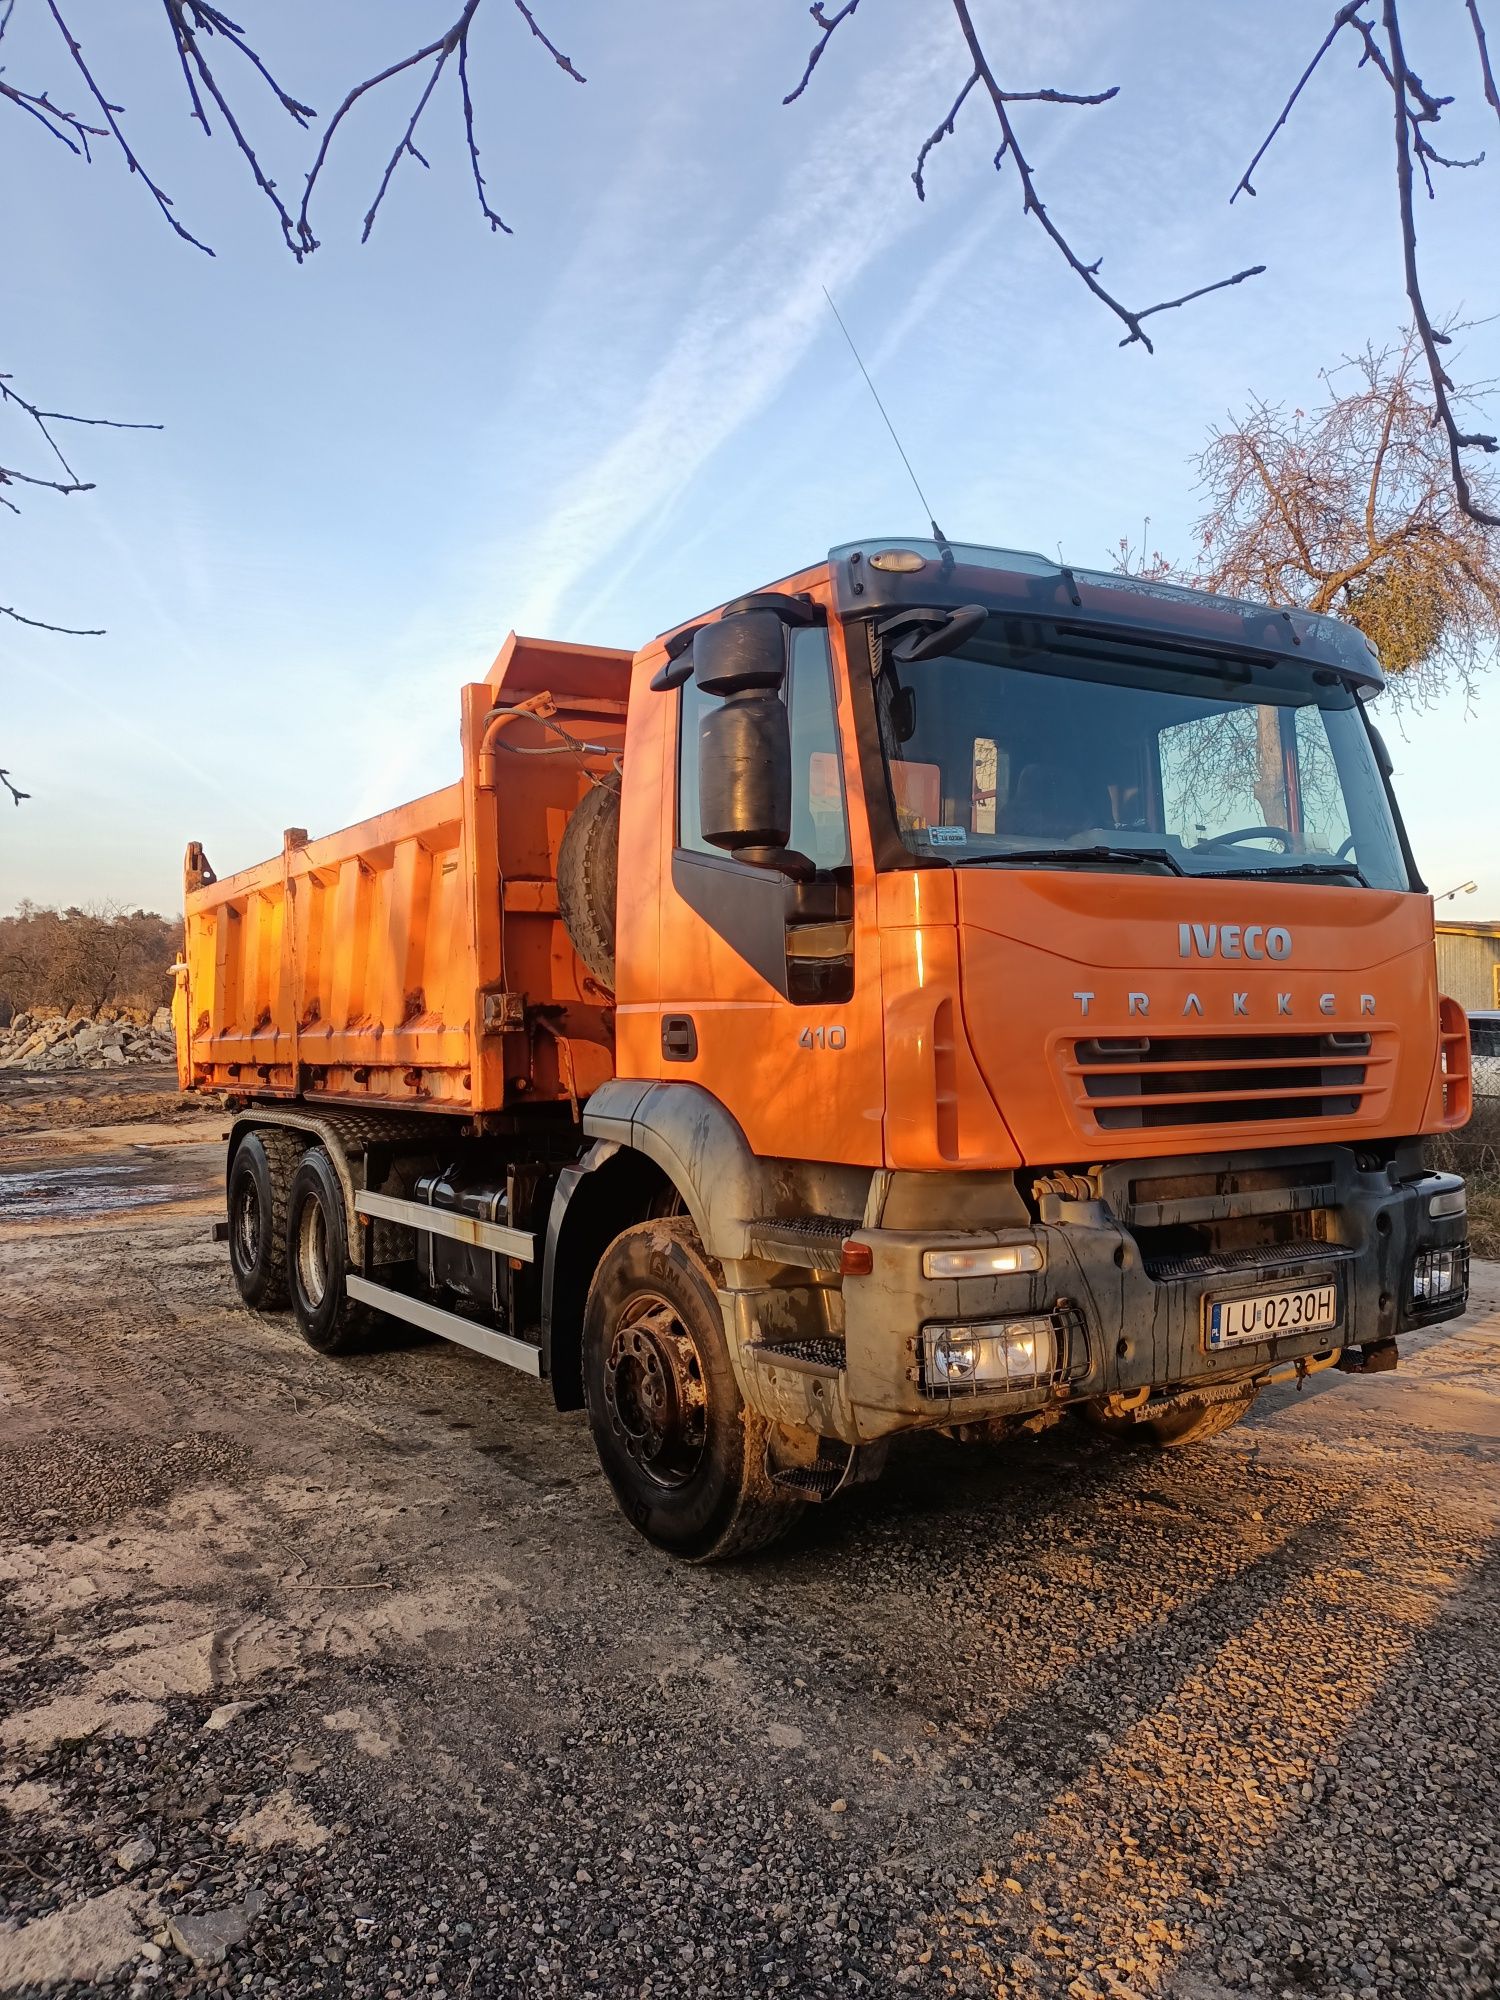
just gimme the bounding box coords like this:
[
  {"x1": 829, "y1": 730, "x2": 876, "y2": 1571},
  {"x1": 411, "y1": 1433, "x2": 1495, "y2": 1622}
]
[
  {"x1": 582, "y1": 1219, "x2": 801, "y2": 1561},
  {"x1": 286, "y1": 1147, "x2": 374, "y2": 1356},
  {"x1": 226, "y1": 1130, "x2": 302, "y2": 1311},
  {"x1": 1086, "y1": 1389, "x2": 1258, "y2": 1449}
]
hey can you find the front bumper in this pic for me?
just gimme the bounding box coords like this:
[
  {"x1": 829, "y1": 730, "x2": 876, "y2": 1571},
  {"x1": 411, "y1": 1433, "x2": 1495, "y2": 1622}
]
[{"x1": 727, "y1": 1145, "x2": 1469, "y2": 1444}]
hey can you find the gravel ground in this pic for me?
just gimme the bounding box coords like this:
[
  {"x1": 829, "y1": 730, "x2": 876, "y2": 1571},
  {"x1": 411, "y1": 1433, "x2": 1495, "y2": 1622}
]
[{"x1": 1, "y1": 1084, "x2": 1497, "y2": 1999}]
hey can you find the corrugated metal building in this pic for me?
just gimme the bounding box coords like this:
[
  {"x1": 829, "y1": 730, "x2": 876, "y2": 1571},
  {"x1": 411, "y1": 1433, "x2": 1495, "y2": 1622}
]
[{"x1": 1435, "y1": 921, "x2": 1500, "y2": 1013}]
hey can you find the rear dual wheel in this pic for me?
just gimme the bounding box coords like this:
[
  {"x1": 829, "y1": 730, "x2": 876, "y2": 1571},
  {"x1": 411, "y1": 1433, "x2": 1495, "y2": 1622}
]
[
  {"x1": 285, "y1": 1148, "x2": 375, "y2": 1356},
  {"x1": 227, "y1": 1132, "x2": 372, "y2": 1356},
  {"x1": 226, "y1": 1130, "x2": 302, "y2": 1311}
]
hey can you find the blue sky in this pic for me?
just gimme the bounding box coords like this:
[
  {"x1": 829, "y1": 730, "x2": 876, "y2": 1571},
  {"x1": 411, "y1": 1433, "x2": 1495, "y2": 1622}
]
[{"x1": 2, "y1": 0, "x2": 1497, "y2": 916}]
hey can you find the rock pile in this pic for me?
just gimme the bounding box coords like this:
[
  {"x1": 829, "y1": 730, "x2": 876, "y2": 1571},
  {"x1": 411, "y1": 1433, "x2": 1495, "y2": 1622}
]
[{"x1": 0, "y1": 1007, "x2": 177, "y2": 1072}]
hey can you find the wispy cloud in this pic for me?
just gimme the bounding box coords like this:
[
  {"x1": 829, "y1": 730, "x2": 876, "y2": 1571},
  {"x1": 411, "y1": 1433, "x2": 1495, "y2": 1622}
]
[{"x1": 477, "y1": 29, "x2": 960, "y2": 637}]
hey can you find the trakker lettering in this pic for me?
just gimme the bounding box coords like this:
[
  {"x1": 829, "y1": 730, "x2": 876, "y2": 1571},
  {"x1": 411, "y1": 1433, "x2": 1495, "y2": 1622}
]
[
  {"x1": 1179, "y1": 922, "x2": 1292, "y2": 960},
  {"x1": 1075, "y1": 990, "x2": 1377, "y2": 1018}
]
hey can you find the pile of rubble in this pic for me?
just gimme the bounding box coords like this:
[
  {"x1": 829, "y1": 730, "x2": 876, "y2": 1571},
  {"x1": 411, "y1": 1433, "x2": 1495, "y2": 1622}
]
[{"x1": 0, "y1": 1007, "x2": 177, "y2": 1072}]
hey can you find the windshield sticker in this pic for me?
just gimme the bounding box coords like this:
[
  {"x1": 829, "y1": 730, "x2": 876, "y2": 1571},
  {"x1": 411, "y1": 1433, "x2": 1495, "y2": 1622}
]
[{"x1": 927, "y1": 825, "x2": 967, "y2": 846}]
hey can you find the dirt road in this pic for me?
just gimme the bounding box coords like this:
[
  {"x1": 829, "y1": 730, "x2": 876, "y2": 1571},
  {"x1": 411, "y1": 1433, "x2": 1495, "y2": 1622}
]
[{"x1": 2, "y1": 1074, "x2": 1497, "y2": 1999}]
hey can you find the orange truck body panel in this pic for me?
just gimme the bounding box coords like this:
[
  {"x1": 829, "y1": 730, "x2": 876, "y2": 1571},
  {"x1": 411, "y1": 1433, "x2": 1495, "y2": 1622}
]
[{"x1": 179, "y1": 633, "x2": 630, "y2": 1115}]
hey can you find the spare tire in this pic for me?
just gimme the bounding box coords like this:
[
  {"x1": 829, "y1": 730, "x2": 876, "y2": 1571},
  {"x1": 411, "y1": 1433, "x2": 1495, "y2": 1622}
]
[{"x1": 557, "y1": 778, "x2": 620, "y2": 987}]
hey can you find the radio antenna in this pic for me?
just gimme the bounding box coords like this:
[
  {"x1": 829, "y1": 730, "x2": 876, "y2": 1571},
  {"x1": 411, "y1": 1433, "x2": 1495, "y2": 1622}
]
[{"x1": 822, "y1": 286, "x2": 951, "y2": 558}]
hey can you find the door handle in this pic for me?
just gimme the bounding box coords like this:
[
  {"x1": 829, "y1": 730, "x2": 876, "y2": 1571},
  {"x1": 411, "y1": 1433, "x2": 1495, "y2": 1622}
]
[{"x1": 662, "y1": 1014, "x2": 698, "y2": 1062}]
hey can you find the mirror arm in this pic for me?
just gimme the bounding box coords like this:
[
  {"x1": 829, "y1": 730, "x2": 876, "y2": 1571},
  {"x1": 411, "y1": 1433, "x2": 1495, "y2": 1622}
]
[{"x1": 733, "y1": 845, "x2": 817, "y2": 882}]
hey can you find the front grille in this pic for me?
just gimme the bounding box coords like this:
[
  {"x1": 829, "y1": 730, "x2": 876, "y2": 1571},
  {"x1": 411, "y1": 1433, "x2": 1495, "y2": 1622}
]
[
  {"x1": 1069, "y1": 1031, "x2": 1386, "y2": 1132},
  {"x1": 1142, "y1": 1242, "x2": 1356, "y2": 1282}
]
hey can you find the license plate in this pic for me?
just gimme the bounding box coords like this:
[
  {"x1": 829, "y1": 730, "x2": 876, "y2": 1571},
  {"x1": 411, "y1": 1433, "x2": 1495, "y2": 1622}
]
[{"x1": 1207, "y1": 1280, "x2": 1339, "y2": 1350}]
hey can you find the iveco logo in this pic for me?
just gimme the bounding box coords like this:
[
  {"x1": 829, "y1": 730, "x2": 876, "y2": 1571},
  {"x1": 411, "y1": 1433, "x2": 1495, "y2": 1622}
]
[{"x1": 1178, "y1": 922, "x2": 1292, "y2": 961}]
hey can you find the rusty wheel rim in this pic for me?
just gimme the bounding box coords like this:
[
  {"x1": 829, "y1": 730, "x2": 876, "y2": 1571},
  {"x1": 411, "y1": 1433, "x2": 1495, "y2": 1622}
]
[
  {"x1": 232, "y1": 1175, "x2": 260, "y2": 1271},
  {"x1": 295, "y1": 1196, "x2": 329, "y2": 1310},
  {"x1": 603, "y1": 1293, "x2": 708, "y2": 1489}
]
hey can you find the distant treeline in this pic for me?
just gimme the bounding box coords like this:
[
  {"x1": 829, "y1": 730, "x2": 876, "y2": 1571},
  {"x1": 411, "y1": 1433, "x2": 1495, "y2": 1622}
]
[{"x1": 0, "y1": 903, "x2": 179, "y2": 1022}]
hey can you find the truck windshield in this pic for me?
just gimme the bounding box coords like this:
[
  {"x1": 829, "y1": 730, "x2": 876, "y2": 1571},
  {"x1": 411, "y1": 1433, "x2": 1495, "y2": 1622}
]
[{"x1": 875, "y1": 622, "x2": 1411, "y2": 890}]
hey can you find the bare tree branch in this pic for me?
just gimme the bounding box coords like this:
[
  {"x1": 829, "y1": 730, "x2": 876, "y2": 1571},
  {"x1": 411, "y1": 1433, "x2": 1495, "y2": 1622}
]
[
  {"x1": 0, "y1": 770, "x2": 32, "y2": 807},
  {"x1": 913, "y1": 70, "x2": 977, "y2": 200},
  {"x1": 1, "y1": 604, "x2": 105, "y2": 636},
  {"x1": 1232, "y1": 1, "x2": 1367, "y2": 202},
  {"x1": 298, "y1": 0, "x2": 582, "y2": 253},
  {"x1": 43, "y1": 0, "x2": 215, "y2": 252},
  {"x1": 1468, "y1": 0, "x2": 1500, "y2": 123},
  {"x1": 1383, "y1": 0, "x2": 1500, "y2": 527},
  {"x1": 511, "y1": 0, "x2": 584, "y2": 82},
  {"x1": 784, "y1": 1, "x2": 862, "y2": 106},
  {"x1": 946, "y1": 0, "x2": 1261, "y2": 352},
  {"x1": 162, "y1": 2, "x2": 313, "y2": 253},
  {"x1": 1, "y1": 374, "x2": 159, "y2": 494},
  {"x1": 1227, "y1": 0, "x2": 1500, "y2": 527},
  {"x1": 458, "y1": 29, "x2": 509, "y2": 234},
  {"x1": 0, "y1": 75, "x2": 103, "y2": 156},
  {"x1": 793, "y1": 0, "x2": 1261, "y2": 352},
  {"x1": 912, "y1": 70, "x2": 1119, "y2": 201}
]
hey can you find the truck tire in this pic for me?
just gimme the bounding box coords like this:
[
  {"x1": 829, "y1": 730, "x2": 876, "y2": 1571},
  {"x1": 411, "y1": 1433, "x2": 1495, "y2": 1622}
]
[
  {"x1": 285, "y1": 1147, "x2": 374, "y2": 1356},
  {"x1": 557, "y1": 779, "x2": 620, "y2": 988},
  {"x1": 582, "y1": 1218, "x2": 802, "y2": 1561},
  {"x1": 227, "y1": 1130, "x2": 302, "y2": 1311},
  {"x1": 1086, "y1": 1389, "x2": 1258, "y2": 1449}
]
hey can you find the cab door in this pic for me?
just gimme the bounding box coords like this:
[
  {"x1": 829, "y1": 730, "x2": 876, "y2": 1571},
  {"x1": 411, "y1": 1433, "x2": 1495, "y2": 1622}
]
[{"x1": 655, "y1": 621, "x2": 885, "y2": 1167}]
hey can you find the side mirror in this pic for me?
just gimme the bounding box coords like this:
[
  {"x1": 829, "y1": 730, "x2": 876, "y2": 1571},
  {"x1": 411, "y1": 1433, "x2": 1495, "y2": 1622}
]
[
  {"x1": 699, "y1": 691, "x2": 791, "y2": 857},
  {"x1": 693, "y1": 610, "x2": 788, "y2": 696}
]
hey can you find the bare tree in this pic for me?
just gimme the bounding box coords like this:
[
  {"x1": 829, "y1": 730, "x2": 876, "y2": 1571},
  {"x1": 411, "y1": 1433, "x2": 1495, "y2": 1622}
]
[
  {"x1": 0, "y1": 901, "x2": 177, "y2": 1014},
  {"x1": 1165, "y1": 331, "x2": 1500, "y2": 705}
]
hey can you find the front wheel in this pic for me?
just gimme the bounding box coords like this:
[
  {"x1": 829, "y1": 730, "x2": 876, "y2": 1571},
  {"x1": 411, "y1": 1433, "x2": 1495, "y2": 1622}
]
[
  {"x1": 582, "y1": 1219, "x2": 801, "y2": 1561},
  {"x1": 285, "y1": 1147, "x2": 374, "y2": 1356}
]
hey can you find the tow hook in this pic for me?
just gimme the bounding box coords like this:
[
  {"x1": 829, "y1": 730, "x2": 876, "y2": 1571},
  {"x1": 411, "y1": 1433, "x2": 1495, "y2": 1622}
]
[{"x1": 1336, "y1": 1338, "x2": 1399, "y2": 1375}]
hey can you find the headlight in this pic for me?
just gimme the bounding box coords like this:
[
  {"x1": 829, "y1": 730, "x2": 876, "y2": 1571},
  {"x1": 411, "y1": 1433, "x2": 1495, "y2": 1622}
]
[
  {"x1": 1411, "y1": 1247, "x2": 1464, "y2": 1303},
  {"x1": 922, "y1": 1317, "x2": 1056, "y2": 1394},
  {"x1": 922, "y1": 1242, "x2": 1044, "y2": 1279},
  {"x1": 1427, "y1": 1186, "x2": 1466, "y2": 1219}
]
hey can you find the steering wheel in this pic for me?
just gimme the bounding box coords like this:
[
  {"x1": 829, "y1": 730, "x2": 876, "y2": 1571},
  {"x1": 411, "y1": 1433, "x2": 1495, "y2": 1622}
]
[{"x1": 1196, "y1": 825, "x2": 1294, "y2": 853}]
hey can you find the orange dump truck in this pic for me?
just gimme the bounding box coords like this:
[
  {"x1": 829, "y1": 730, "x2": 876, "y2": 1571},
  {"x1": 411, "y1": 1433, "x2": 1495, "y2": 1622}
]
[{"x1": 179, "y1": 539, "x2": 1472, "y2": 1558}]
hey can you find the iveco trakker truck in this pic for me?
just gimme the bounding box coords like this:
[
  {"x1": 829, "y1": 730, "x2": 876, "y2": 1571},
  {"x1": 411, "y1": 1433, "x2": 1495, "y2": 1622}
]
[{"x1": 178, "y1": 539, "x2": 1472, "y2": 1558}]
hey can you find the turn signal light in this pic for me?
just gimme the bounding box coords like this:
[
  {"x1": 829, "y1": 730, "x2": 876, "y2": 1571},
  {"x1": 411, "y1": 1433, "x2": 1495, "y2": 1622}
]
[{"x1": 840, "y1": 1240, "x2": 874, "y2": 1277}]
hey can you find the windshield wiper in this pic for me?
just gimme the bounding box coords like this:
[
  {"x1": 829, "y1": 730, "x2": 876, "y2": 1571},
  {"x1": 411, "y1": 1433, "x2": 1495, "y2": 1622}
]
[
  {"x1": 953, "y1": 844, "x2": 1184, "y2": 875},
  {"x1": 1216, "y1": 860, "x2": 1370, "y2": 888}
]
